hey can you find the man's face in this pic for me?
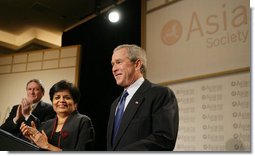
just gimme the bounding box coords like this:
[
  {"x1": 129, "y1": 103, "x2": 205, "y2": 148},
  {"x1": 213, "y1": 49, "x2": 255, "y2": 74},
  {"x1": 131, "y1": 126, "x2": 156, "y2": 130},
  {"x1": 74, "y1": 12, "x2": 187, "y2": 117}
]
[
  {"x1": 26, "y1": 82, "x2": 44, "y2": 103},
  {"x1": 111, "y1": 48, "x2": 137, "y2": 88}
]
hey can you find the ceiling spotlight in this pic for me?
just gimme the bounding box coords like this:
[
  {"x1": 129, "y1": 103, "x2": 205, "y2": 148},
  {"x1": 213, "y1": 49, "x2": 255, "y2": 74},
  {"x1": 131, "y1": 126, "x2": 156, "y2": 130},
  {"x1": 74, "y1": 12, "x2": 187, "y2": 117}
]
[{"x1": 108, "y1": 10, "x2": 120, "y2": 23}]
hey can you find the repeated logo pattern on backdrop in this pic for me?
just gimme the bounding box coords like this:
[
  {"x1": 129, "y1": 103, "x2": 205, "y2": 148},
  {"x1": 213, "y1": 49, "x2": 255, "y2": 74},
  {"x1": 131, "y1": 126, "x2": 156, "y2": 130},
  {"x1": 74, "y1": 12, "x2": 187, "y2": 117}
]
[{"x1": 146, "y1": 0, "x2": 250, "y2": 151}]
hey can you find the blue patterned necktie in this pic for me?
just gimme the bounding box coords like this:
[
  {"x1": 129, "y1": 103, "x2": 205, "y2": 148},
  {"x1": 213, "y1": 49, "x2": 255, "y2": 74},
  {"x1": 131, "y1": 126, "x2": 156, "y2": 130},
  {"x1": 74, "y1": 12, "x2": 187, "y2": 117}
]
[{"x1": 112, "y1": 90, "x2": 129, "y2": 144}]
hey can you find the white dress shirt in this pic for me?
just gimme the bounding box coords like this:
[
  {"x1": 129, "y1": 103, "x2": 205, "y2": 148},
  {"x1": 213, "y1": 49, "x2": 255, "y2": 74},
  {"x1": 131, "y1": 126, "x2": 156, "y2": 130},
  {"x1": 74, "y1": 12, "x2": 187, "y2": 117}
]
[{"x1": 123, "y1": 77, "x2": 144, "y2": 111}]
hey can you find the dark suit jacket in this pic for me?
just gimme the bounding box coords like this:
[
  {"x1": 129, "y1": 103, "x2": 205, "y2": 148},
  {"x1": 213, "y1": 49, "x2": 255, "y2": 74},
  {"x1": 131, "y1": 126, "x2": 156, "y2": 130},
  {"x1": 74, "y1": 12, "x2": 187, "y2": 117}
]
[
  {"x1": 0, "y1": 101, "x2": 56, "y2": 138},
  {"x1": 40, "y1": 110, "x2": 95, "y2": 151},
  {"x1": 107, "y1": 79, "x2": 179, "y2": 151}
]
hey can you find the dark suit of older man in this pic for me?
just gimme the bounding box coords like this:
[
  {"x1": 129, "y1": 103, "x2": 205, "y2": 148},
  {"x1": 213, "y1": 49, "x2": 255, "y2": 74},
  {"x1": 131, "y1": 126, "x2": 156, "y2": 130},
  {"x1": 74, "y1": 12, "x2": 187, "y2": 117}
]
[
  {"x1": 0, "y1": 101, "x2": 55, "y2": 139},
  {"x1": 107, "y1": 79, "x2": 179, "y2": 151}
]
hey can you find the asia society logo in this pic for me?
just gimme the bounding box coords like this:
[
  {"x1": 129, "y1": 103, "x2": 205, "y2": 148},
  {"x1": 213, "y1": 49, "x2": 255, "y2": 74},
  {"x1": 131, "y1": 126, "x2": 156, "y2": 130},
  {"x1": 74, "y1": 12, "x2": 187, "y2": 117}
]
[{"x1": 161, "y1": 19, "x2": 182, "y2": 46}]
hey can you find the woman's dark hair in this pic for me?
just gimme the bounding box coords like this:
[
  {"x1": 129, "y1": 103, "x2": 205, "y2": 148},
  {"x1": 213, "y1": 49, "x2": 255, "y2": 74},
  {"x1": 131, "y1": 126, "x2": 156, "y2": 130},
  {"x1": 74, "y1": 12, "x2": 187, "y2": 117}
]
[{"x1": 49, "y1": 80, "x2": 80, "y2": 104}]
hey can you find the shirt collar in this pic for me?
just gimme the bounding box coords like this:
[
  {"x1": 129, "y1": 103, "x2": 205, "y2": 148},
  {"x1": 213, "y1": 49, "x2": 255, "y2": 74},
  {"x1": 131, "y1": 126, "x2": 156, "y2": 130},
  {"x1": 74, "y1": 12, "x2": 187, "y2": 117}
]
[
  {"x1": 126, "y1": 77, "x2": 144, "y2": 97},
  {"x1": 32, "y1": 101, "x2": 40, "y2": 110}
]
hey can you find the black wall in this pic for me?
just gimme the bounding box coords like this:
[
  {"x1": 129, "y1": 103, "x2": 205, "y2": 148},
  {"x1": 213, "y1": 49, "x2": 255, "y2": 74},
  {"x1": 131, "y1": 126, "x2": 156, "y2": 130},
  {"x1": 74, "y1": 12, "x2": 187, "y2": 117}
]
[{"x1": 62, "y1": 0, "x2": 141, "y2": 150}]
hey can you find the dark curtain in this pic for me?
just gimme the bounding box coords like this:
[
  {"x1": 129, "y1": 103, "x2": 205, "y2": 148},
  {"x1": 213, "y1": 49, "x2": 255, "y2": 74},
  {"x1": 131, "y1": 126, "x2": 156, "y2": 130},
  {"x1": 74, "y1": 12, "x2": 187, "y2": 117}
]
[{"x1": 62, "y1": 0, "x2": 141, "y2": 150}]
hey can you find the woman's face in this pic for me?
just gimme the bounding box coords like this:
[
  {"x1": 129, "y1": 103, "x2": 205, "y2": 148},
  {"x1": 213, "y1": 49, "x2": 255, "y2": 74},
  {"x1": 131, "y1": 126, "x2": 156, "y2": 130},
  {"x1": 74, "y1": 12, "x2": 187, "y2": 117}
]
[{"x1": 52, "y1": 90, "x2": 77, "y2": 115}]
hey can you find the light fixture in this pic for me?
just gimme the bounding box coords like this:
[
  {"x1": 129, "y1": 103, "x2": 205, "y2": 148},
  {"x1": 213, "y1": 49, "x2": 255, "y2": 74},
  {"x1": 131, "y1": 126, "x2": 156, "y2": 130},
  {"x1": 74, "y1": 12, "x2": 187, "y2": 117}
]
[{"x1": 108, "y1": 10, "x2": 120, "y2": 23}]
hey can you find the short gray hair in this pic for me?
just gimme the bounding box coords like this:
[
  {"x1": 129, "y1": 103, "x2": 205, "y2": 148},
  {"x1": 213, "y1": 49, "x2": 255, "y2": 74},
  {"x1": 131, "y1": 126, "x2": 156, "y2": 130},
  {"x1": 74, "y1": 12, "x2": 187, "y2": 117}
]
[
  {"x1": 26, "y1": 79, "x2": 45, "y2": 93},
  {"x1": 113, "y1": 44, "x2": 147, "y2": 74}
]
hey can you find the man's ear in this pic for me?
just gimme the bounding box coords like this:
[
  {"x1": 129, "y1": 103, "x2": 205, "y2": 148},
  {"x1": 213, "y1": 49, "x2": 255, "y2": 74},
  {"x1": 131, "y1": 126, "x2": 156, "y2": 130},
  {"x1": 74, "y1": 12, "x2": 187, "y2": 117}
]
[{"x1": 135, "y1": 59, "x2": 142, "y2": 70}]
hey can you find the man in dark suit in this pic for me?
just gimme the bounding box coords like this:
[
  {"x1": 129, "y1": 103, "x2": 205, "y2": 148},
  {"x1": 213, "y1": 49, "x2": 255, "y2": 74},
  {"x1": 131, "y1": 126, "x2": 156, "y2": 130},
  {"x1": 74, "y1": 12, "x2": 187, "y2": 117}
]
[
  {"x1": 0, "y1": 79, "x2": 55, "y2": 139},
  {"x1": 107, "y1": 44, "x2": 179, "y2": 151}
]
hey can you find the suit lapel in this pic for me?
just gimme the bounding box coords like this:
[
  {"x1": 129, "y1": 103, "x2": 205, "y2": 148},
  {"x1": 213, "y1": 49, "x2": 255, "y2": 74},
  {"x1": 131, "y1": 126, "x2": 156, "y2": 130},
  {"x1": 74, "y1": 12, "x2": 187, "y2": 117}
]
[
  {"x1": 31, "y1": 101, "x2": 42, "y2": 117},
  {"x1": 60, "y1": 111, "x2": 77, "y2": 147},
  {"x1": 112, "y1": 80, "x2": 151, "y2": 148}
]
